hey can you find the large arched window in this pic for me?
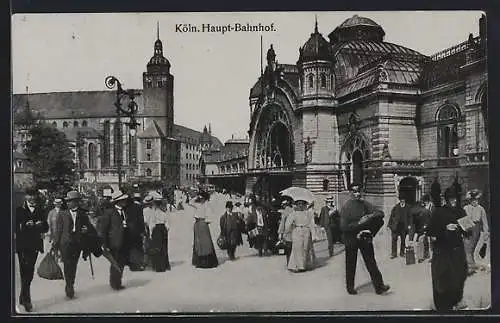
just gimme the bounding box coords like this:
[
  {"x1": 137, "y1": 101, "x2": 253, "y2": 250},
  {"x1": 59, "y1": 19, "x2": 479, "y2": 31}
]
[
  {"x1": 146, "y1": 168, "x2": 152, "y2": 177},
  {"x1": 308, "y1": 74, "x2": 314, "y2": 89},
  {"x1": 102, "y1": 120, "x2": 110, "y2": 167},
  {"x1": 88, "y1": 143, "x2": 97, "y2": 169},
  {"x1": 52, "y1": 121, "x2": 57, "y2": 127},
  {"x1": 73, "y1": 121, "x2": 79, "y2": 127},
  {"x1": 113, "y1": 120, "x2": 123, "y2": 166},
  {"x1": 436, "y1": 104, "x2": 460, "y2": 158},
  {"x1": 63, "y1": 121, "x2": 68, "y2": 128},
  {"x1": 82, "y1": 120, "x2": 88, "y2": 127},
  {"x1": 320, "y1": 73, "x2": 327, "y2": 88}
]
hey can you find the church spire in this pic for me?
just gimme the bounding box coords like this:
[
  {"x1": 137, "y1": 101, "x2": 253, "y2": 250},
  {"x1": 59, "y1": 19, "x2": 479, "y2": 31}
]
[
  {"x1": 314, "y1": 14, "x2": 318, "y2": 33},
  {"x1": 157, "y1": 21, "x2": 160, "y2": 40}
]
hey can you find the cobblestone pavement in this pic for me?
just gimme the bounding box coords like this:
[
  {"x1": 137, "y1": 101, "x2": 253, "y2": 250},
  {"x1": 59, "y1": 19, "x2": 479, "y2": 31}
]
[{"x1": 13, "y1": 192, "x2": 491, "y2": 314}]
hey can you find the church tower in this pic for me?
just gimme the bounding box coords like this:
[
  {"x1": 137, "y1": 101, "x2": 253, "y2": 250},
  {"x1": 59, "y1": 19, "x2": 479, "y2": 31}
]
[{"x1": 142, "y1": 22, "x2": 174, "y2": 137}]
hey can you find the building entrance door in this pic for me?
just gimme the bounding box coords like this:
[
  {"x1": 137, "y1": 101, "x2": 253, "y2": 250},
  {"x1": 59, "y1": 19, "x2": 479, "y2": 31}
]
[{"x1": 398, "y1": 177, "x2": 419, "y2": 204}]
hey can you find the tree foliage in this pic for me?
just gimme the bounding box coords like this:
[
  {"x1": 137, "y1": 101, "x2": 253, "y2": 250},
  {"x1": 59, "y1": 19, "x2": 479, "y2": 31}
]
[{"x1": 24, "y1": 124, "x2": 76, "y2": 193}]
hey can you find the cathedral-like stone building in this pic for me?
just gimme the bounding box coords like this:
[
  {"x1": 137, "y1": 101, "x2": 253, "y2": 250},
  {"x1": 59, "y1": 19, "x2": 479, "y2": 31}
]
[
  {"x1": 246, "y1": 14, "x2": 488, "y2": 215},
  {"x1": 12, "y1": 28, "x2": 222, "y2": 189}
]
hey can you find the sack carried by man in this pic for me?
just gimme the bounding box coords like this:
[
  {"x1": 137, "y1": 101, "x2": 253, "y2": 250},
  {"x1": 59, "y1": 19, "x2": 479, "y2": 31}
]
[{"x1": 37, "y1": 250, "x2": 64, "y2": 280}]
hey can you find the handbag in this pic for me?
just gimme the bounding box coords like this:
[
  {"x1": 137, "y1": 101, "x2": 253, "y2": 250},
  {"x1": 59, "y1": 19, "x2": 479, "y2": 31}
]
[
  {"x1": 37, "y1": 250, "x2": 64, "y2": 280},
  {"x1": 217, "y1": 234, "x2": 228, "y2": 250},
  {"x1": 405, "y1": 245, "x2": 416, "y2": 265},
  {"x1": 248, "y1": 227, "x2": 260, "y2": 238}
]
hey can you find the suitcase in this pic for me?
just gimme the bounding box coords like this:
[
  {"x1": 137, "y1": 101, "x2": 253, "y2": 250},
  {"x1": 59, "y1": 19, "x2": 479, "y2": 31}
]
[{"x1": 405, "y1": 245, "x2": 416, "y2": 265}]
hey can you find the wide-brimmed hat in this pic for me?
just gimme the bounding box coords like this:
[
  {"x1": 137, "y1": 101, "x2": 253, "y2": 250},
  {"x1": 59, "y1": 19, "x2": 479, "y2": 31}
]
[
  {"x1": 466, "y1": 189, "x2": 482, "y2": 200},
  {"x1": 111, "y1": 190, "x2": 128, "y2": 203},
  {"x1": 65, "y1": 191, "x2": 81, "y2": 201},
  {"x1": 54, "y1": 198, "x2": 63, "y2": 204},
  {"x1": 143, "y1": 195, "x2": 154, "y2": 204},
  {"x1": 235, "y1": 201, "x2": 242, "y2": 207},
  {"x1": 150, "y1": 191, "x2": 163, "y2": 201}
]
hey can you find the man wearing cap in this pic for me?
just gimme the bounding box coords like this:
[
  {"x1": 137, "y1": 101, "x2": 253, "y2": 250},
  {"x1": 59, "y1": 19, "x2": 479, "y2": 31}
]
[
  {"x1": 340, "y1": 183, "x2": 390, "y2": 295},
  {"x1": 47, "y1": 198, "x2": 63, "y2": 243},
  {"x1": 15, "y1": 188, "x2": 49, "y2": 312},
  {"x1": 319, "y1": 197, "x2": 339, "y2": 257},
  {"x1": 388, "y1": 195, "x2": 412, "y2": 259},
  {"x1": 52, "y1": 190, "x2": 99, "y2": 299},
  {"x1": 100, "y1": 190, "x2": 130, "y2": 290}
]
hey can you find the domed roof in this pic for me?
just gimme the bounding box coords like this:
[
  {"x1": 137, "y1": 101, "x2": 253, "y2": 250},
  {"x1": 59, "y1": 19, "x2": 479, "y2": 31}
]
[
  {"x1": 298, "y1": 22, "x2": 332, "y2": 63},
  {"x1": 147, "y1": 39, "x2": 171, "y2": 68},
  {"x1": 338, "y1": 15, "x2": 381, "y2": 29},
  {"x1": 329, "y1": 15, "x2": 385, "y2": 43}
]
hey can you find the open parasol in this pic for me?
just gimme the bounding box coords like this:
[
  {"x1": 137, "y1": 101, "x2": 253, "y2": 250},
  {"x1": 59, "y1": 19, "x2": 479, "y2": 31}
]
[{"x1": 279, "y1": 186, "x2": 315, "y2": 204}]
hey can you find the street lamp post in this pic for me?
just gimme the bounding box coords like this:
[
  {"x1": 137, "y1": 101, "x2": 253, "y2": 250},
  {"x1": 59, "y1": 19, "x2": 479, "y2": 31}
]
[{"x1": 105, "y1": 76, "x2": 141, "y2": 190}]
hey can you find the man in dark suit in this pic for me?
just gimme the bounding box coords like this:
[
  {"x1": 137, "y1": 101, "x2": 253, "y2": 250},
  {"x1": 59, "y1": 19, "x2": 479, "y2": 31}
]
[
  {"x1": 15, "y1": 188, "x2": 49, "y2": 312},
  {"x1": 340, "y1": 183, "x2": 389, "y2": 295},
  {"x1": 124, "y1": 195, "x2": 145, "y2": 271},
  {"x1": 388, "y1": 196, "x2": 412, "y2": 258},
  {"x1": 100, "y1": 191, "x2": 129, "y2": 290},
  {"x1": 52, "y1": 191, "x2": 100, "y2": 299},
  {"x1": 319, "y1": 196, "x2": 339, "y2": 257}
]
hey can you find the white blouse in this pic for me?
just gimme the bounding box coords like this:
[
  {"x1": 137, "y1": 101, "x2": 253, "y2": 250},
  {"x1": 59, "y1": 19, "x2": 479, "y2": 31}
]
[{"x1": 143, "y1": 206, "x2": 169, "y2": 234}]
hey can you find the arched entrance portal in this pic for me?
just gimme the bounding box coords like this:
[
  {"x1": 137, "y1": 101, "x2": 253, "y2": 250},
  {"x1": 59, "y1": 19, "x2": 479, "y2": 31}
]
[
  {"x1": 352, "y1": 149, "x2": 364, "y2": 186},
  {"x1": 398, "y1": 177, "x2": 418, "y2": 204},
  {"x1": 269, "y1": 122, "x2": 292, "y2": 167}
]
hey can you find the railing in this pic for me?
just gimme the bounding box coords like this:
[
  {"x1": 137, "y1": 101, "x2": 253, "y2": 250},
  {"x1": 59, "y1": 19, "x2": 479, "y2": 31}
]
[{"x1": 430, "y1": 37, "x2": 477, "y2": 61}]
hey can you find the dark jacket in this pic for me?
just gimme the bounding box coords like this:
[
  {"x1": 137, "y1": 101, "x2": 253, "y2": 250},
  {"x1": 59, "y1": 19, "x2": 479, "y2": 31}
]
[
  {"x1": 409, "y1": 204, "x2": 431, "y2": 239},
  {"x1": 124, "y1": 202, "x2": 145, "y2": 248},
  {"x1": 340, "y1": 198, "x2": 384, "y2": 246},
  {"x1": 100, "y1": 206, "x2": 125, "y2": 250},
  {"x1": 53, "y1": 208, "x2": 101, "y2": 257},
  {"x1": 319, "y1": 206, "x2": 339, "y2": 229},
  {"x1": 388, "y1": 203, "x2": 412, "y2": 232},
  {"x1": 15, "y1": 203, "x2": 49, "y2": 252},
  {"x1": 220, "y1": 211, "x2": 243, "y2": 247}
]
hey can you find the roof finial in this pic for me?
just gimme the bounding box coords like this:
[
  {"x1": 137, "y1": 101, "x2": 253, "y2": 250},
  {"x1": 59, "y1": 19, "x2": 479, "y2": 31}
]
[
  {"x1": 315, "y1": 14, "x2": 318, "y2": 33},
  {"x1": 25, "y1": 86, "x2": 29, "y2": 94},
  {"x1": 157, "y1": 21, "x2": 160, "y2": 40}
]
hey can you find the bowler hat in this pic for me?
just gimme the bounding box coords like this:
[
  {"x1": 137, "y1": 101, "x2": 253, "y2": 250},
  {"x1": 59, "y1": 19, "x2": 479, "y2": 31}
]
[
  {"x1": 225, "y1": 201, "x2": 234, "y2": 209},
  {"x1": 65, "y1": 191, "x2": 81, "y2": 201},
  {"x1": 235, "y1": 201, "x2": 242, "y2": 207}
]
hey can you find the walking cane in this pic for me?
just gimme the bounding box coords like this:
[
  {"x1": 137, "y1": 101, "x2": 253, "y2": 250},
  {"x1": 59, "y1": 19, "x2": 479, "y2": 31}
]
[{"x1": 89, "y1": 254, "x2": 95, "y2": 280}]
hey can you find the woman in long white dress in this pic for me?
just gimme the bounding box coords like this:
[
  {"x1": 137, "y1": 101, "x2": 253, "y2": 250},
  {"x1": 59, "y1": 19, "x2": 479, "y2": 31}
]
[
  {"x1": 285, "y1": 199, "x2": 316, "y2": 272},
  {"x1": 143, "y1": 192, "x2": 171, "y2": 272}
]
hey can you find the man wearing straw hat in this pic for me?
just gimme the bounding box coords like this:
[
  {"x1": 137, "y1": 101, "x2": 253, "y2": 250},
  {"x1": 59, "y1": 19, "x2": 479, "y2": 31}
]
[
  {"x1": 463, "y1": 189, "x2": 489, "y2": 275},
  {"x1": 52, "y1": 190, "x2": 99, "y2": 299},
  {"x1": 100, "y1": 190, "x2": 130, "y2": 290}
]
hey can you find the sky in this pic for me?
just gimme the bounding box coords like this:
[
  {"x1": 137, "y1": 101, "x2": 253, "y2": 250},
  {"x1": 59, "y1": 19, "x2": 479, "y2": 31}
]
[{"x1": 11, "y1": 11, "x2": 483, "y2": 143}]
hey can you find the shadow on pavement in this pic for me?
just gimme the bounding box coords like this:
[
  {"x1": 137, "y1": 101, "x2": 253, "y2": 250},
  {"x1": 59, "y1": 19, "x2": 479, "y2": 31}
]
[{"x1": 34, "y1": 278, "x2": 151, "y2": 312}]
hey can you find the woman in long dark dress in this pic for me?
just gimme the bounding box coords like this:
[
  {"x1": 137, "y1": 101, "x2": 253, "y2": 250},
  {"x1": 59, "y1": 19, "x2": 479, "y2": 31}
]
[
  {"x1": 143, "y1": 193, "x2": 171, "y2": 272},
  {"x1": 426, "y1": 188, "x2": 468, "y2": 311},
  {"x1": 192, "y1": 191, "x2": 219, "y2": 268}
]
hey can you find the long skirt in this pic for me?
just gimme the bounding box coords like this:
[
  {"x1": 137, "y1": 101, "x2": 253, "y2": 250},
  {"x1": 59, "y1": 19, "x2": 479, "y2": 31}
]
[
  {"x1": 431, "y1": 246, "x2": 467, "y2": 311},
  {"x1": 150, "y1": 224, "x2": 171, "y2": 272},
  {"x1": 463, "y1": 225, "x2": 481, "y2": 268},
  {"x1": 192, "y1": 220, "x2": 218, "y2": 268},
  {"x1": 288, "y1": 227, "x2": 316, "y2": 272}
]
